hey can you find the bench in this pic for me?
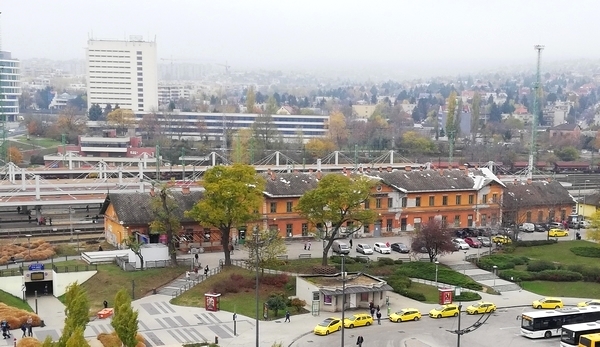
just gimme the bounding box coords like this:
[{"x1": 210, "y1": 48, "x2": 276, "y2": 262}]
[
  {"x1": 276, "y1": 255, "x2": 288, "y2": 260},
  {"x1": 97, "y1": 308, "x2": 114, "y2": 319},
  {"x1": 298, "y1": 254, "x2": 311, "y2": 259}
]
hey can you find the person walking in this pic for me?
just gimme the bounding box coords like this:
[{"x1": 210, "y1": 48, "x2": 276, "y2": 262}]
[
  {"x1": 356, "y1": 335, "x2": 364, "y2": 347},
  {"x1": 370, "y1": 306, "x2": 375, "y2": 318},
  {"x1": 204, "y1": 265, "x2": 209, "y2": 276},
  {"x1": 376, "y1": 310, "x2": 382, "y2": 325},
  {"x1": 349, "y1": 239, "x2": 353, "y2": 247},
  {"x1": 303, "y1": 241, "x2": 307, "y2": 250},
  {"x1": 26, "y1": 316, "x2": 33, "y2": 337},
  {"x1": 307, "y1": 241, "x2": 311, "y2": 250},
  {"x1": 284, "y1": 311, "x2": 290, "y2": 322},
  {"x1": 20, "y1": 323, "x2": 26, "y2": 338}
]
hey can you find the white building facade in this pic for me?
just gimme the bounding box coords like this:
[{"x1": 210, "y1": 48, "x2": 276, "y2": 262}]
[
  {"x1": 86, "y1": 37, "x2": 158, "y2": 112},
  {"x1": 0, "y1": 50, "x2": 21, "y2": 121}
]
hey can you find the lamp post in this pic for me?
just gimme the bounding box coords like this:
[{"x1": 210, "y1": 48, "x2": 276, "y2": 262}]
[
  {"x1": 435, "y1": 260, "x2": 439, "y2": 288},
  {"x1": 493, "y1": 265, "x2": 498, "y2": 288},
  {"x1": 26, "y1": 234, "x2": 32, "y2": 258},
  {"x1": 253, "y1": 226, "x2": 262, "y2": 347},
  {"x1": 341, "y1": 254, "x2": 346, "y2": 347},
  {"x1": 463, "y1": 251, "x2": 467, "y2": 275}
]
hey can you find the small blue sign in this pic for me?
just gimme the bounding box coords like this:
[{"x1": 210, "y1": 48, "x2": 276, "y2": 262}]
[{"x1": 28, "y1": 263, "x2": 44, "y2": 271}]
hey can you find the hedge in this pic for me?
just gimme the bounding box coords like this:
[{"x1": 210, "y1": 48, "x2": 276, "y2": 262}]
[
  {"x1": 515, "y1": 240, "x2": 558, "y2": 247},
  {"x1": 526, "y1": 260, "x2": 556, "y2": 272},
  {"x1": 330, "y1": 256, "x2": 356, "y2": 264},
  {"x1": 570, "y1": 247, "x2": 600, "y2": 258},
  {"x1": 565, "y1": 264, "x2": 600, "y2": 282},
  {"x1": 536, "y1": 270, "x2": 583, "y2": 282},
  {"x1": 394, "y1": 262, "x2": 482, "y2": 291},
  {"x1": 477, "y1": 254, "x2": 529, "y2": 271},
  {"x1": 498, "y1": 269, "x2": 537, "y2": 282},
  {"x1": 377, "y1": 257, "x2": 395, "y2": 266},
  {"x1": 454, "y1": 291, "x2": 481, "y2": 301},
  {"x1": 386, "y1": 274, "x2": 426, "y2": 301},
  {"x1": 397, "y1": 288, "x2": 426, "y2": 302}
]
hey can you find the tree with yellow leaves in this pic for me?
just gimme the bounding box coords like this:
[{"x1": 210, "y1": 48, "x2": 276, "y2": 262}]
[
  {"x1": 7, "y1": 147, "x2": 22, "y2": 164},
  {"x1": 586, "y1": 210, "x2": 600, "y2": 242},
  {"x1": 305, "y1": 138, "x2": 336, "y2": 158},
  {"x1": 328, "y1": 111, "x2": 349, "y2": 149},
  {"x1": 107, "y1": 108, "x2": 136, "y2": 136}
]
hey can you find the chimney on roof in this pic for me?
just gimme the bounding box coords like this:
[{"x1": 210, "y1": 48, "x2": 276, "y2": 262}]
[
  {"x1": 464, "y1": 166, "x2": 469, "y2": 175},
  {"x1": 181, "y1": 186, "x2": 190, "y2": 195},
  {"x1": 405, "y1": 166, "x2": 411, "y2": 172},
  {"x1": 475, "y1": 164, "x2": 479, "y2": 169},
  {"x1": 366, "y1": 167, "x2": 371, "y2": 173},
  {"x1": 527, "y1": 178, "x2": 532, "y2": 185},
  {"x1": 316, "y1": 171, "x2": 322, "y2": 180},
  {"x1": 359, "y1": 166, "x2": 363, "y2": 173},
  {"x1": 267, "y1": 168, "x2": 272, "y2": 177},
  {"x1": 150, "y1": 187, "x2": 156, "y2": 197},
  {"x1": 546, "y1": 177, "x2": 552, "y2": 182},
  {"x1": 342, "y1": 167, "x2": 347, "y2": 175}
]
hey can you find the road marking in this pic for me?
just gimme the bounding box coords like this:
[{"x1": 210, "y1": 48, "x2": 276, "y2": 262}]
[{"x1": 499, "y1": 326, "x2": 517, "y2": 330}]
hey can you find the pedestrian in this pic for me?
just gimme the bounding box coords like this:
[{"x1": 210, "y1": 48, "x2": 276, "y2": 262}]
[
  {"x1": 194, "y1": 253, "x2": 199, "y2": 265},
  {"x1": 356, "y1": 335, "x2": 364, "y2": 347},
  {"x1": 26, "y1": 316, "x2": 33, "y2": 337},
  {"x1": 308, "y1": 241, "x2": 311, "y2": 250},
  {"x1": 28, "y1": 215, "x2": 31, "y2": 223},
  {"x1": 229, "y1": 243, "x2": 234, "y2": 255},
  {"x1": 185, "y1": 271, "x2": 190, "y2": 281},
  {"x1": 284, "y1": 311, "x2": 290, "y2": 322},
  {"x1": 349, "y1": 239, "x2": 353, "y2": 247},
  {"x1": 98, "y1": 245, "x2": 103, "y2": 251},
  {"x1": 376, "y1": 310, "x2": 382, "y2": 325},
  {"x1": 369, "y1": 301, "x2": 374, "y2": 310},
  {"x1": 17, "y1": 206, "x2": 20, "y2": 214},
  {"x1": 376, "y1": 304, "x2": 380, "y2": 312},
  {"x1": 49, "y1": 218, "x2": 52, "y2": 226},
  {"x1": 370, "y1": 306, "x2": 375, "y2": 317},
  {"x1": 386, "y1": 241, "x2": 390, "y2": 248},
  {"x1": 86, "y1": 205, "x2": 89, "y2": 212},
  {"x1": 304, "y1": 241, "x2": 307, "y2": 250},
  {"x1": 1, "y1": 320, "x2": 10, "y2": 339},
  {"x1": 204, "y1": 265, "x2": 209, "y2": 276},
  {"x1": 20, "y1": 323, "x2": 26, "y2": 338},
  {"x1": 103, "y1": 300, "x2": 108, "y2": 309}
]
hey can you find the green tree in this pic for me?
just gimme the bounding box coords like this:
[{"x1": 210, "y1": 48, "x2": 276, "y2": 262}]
[
  {"x1": 555, "y1": 146, "x2": 579, "y2": 161},
  {"x1": 123, "y1": 235, "x2": 145, "y2": 270},
  {"x1": 149, "y1": 185, "x2": 181, "y2": 265},
  {"x1": 266, "y1": 293, "x2": 287, "y2": 317},
  {"x1": 65, "y1": 326, "x2": 90, "y2": 347},
  {"x1": 471, "y1": 93, "x2": 481, "y2": 142},
  {"x1": 251, "y1": 113, "x2": 278, "y2": 150},
  {"x1": 587, "y1": 211, "x2": 600, "y2": 242},
  {"x1": 246, "y1": 87, "x2": 256, "y2": 113},
  {"x1": 111, "y1": 289, "x2": 139, "y2": 347},
  {"x1": 445, "y1": 91, "x2": 457, "y2": 137},
  {"x1": 265, "y1": 95, "x2": 278, "y2": 115},
  {"x1": 296, "y1": 174, "x2": 375, "y2": 266},
  {"x1": 186, "y1": 164, "x2": 265, "y2": 266},
  {"x1": 58, "y1": 282, "x2": 90, "y2": 347},
  {"x1": 455, "y1": 98, "x2": 463, "y2": 138},
  {"x1": 41, "y1": 336, "x2": 55, "y2": 347},
  {"x1": 88, "y1": 103, "x2": 103, "y2": 121},
  {"x1": 246, "y1": 228, "x2": 287, "y2": 274}
]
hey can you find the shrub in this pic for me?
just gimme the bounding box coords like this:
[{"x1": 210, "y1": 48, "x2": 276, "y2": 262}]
[
  {"x1": 354, "y1": 257, "x2": 369, "y2": 263},
  {"x1": 515, "y1": 240, "x2": 558, "y2": 247},
  {"x1": 498, "y1": 270, "x2": 536, "y2": 282},
  {"x1": 477, "y1": 254, "x2": 529, "y2": 271},
  {"x1": 454, "y1": 291, "x2": 481, "y2": 301},
  {"x1": 329, "y1": 256, "x2": 355, "y2": 264},
  {"x1": 260, "y1": 274, "x2": 289, "y2": 287},
  {"x1": 377, "y1": 257, "x2": 395, "y2": 266},
  {"x1": 570, "y1": 247, "x2": 600, "y2": 258},
  {"x1": 386, "y1": 274, "x2": 411, "y2": 291},
  {"x1": 526, "y1": 260, "x2": 556, "y2": 272},
  {"x1": 97, "y1": 332, "x2": 145, "y2": 347},
  {"x1": 566, "y1": 265, "x2": 600, "y2": 282},
  {"x1": 394, "y1": 262, "x2": 482, "y2": 291},
  {"x1": 290, "y1": 298, "x2": 307, "y2": 312},
  {"x1": 16, "y1": 337, "x2": 42, "y2": 347},
  {"x1": 0, "y1": 303, "x2": 41, "y2": 329},
  {"x1": 397, "y1": 288, "x2": 426, "y2": 301},
  {"x1": 394, "y1": 259, "x2": 403, "y2": 265},
  {"x1": 536, "y1": 270, "x2": 583, "y2": 282}
]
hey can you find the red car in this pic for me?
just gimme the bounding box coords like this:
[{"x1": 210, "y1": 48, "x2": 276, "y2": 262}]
[{"x1": 464, "y1": 237, "x2": 482, "y2": 248}]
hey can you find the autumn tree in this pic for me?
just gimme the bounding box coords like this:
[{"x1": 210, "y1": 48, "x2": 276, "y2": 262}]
[
  {"x1": 328, "y1": 111, "x2": 349, "y2": 149},
  {"x1": 586, "y1": 211, "x2": 600, "y2": 242},
  {"x1": 410, "y1": 220, "x2": 455, "y2": 262},
  {"x1": 246, "y1": 227, "x2": 287, "y2": 274},
  {"x1": 296, "y1": 174, "x2": 375, "y2": 266},
  {"x1": 58, "y1": 282, "x2": 90, "y2": 347},
  {"x1": 123, "y1": 235, "x2": 145, "y2": 270},
  {"x1": 399, "y1": 131, "x2": 435, "y2": 154},
  {"x1": 445, "y1": 91, "x2": 457, "y2": 137},
  {"x1": 231, "y1": 128, "x2": 253, "y2": 164},
  {"x1": 305, "y1": 138, "x2": 335, "y2": 158},
  {"x1": 149, "y1": 185, "x2": 181, "y2": 265},
  {"x1": 65, "y1": 327, "x2": 90, "y2": 347},
  {"x1": 111, "y1": 289, "x2": 139, "y2": 347},
  {"x1": 139, "y1": 113, "x2": 160, "y2": 140},
  {"x1": 7, "y1": 147, "x2": 22, "y2": 164},
  {"x1": 265, "y1": 95, "x2": 278, "y2": 115},
  {"x1": 246, "y1": 86, "x2": 256, "y2": 113},
  {"x1": 471, "y1": 93, "x2": 481, "y2": 142},
  {"x1": 49, "y1": 106, "x2": 87, "y2": 143},
  {"x1": 186, "y1": 164, "x2": 265, "y2": 266},
  {"x1": 107, "y1": 108, "x2": 136, "y2": 136}
]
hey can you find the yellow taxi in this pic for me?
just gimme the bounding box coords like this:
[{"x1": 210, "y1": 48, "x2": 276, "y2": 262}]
[
  {"x1": 343, "y1": 313, "x2": 373, "y2": 328},
  {"x1": 491, "y1": 235, "x2": 512, "y2": 244},
  {"x1": 389, "y1": 308, "x2": 422, "y2": 322},
  {"x1": 577, "y1": 300, "x2": 600, "y2": 307},
  {"x1": 548, "y1": 228, "x2": 569, "y2": 237},
  {"x1": 466, "y1": 302, "x2": 497, "y2": 314},
  {"x1": 313, "y1": 317, "x2": 342, "y2": 335},
  {"x1": 429, "y1": 304, "x2": 460, "y2": 318},
  {"x1": 532, "y1": 297, "x2": 563, "y2": 309}
]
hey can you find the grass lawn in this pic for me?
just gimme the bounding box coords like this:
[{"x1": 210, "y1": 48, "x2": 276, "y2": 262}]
[
  {"x1": 265, "y1": 257, "x2": 399, "y2": 277},
  {"x1": 171, "y1": 267, "x2": 303, "y2": 320},
  {"x1": 522, "y1": 281, "x2": 600, "y2": 299},
  {"x1": 512, "y1": 240, "x2": 596, "y2": 266},
  {"x1": 54, "y1": 242, "x2": 116, "y2": 257},
  {"x1": 0, "y1": 289, "x2": 33, "y2": 311},
  {"x1": 59, "y1": 263, "x2": 189, "y2": 315},
  {"x1": 409, "y1": 282, "x2": 441, "y2": 304},
  {"x1": 12, "y1": 136, "x2": 62, "y2": 149}
]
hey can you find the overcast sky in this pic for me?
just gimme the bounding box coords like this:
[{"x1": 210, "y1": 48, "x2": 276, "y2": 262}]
[{"x1": 2, "y1": 0, "x2": 600, "y2": 75}]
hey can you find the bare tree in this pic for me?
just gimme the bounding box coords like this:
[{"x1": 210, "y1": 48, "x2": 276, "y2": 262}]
[{"x1": 410, "y1": 220, "x2": 455, "y2": 262}]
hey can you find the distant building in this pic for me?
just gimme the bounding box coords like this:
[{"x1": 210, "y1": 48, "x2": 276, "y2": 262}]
[
  {"x1": 48, "y1": 92, "x2": 76, "y2": 110},
  {"x1": 86, "y1": 37, "x2": 158, "y2": 112},
  {"x1": 0, "y1": 50, "x2": 21, "y2": 121},
  {"x1": 158, "y1": 83, "x2": 193, "y2": 105},
  {"x1": 352, "y1": 104, "x2": 377, "y2": 120},
  {"x1": 548, "y1": 123, "x2": 581, "y2": 138}
]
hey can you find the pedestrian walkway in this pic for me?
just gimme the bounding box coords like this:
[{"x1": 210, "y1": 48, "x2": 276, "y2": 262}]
[{"x1": 445, "y1": 261, "x2": 521, "y2": 292}]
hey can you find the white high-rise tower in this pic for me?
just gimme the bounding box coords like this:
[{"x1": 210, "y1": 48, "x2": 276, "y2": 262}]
[{"x1": 0, "y1": 12, "x2": 21, "y2": 122}]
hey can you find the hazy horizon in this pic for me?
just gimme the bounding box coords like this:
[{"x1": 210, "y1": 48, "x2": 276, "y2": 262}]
[{"x1": 3, "y1": 0, "x2": 600, "y2": 77}]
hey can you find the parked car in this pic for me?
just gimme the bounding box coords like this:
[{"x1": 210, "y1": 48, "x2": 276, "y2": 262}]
[
  {"x1": 532, "y1": 297, "x2": 563, "y2": 309},
  {"x1": 519, "y1": 223, "x2": 535, "y2": 233},
  {"x1": 491, "y1": 235, "x2": 512, "y2": 244},
  {"x1": 332, "y1": 240, "x2": 350, "y2": 254},
  {"x1": 391, "y1": 243, "x2": 410, "y2": 253},
  {"x1": 389, "y1": 308, "x2": 421, "y2": 322},
  {"x1": 373, "y1": 242, "x2": 391, "y2": 254},
  {"x1": 313, "y1": 317, "x2": 342, "y2": 335},
  {"x1": 343, "y1": 313, "x2": 373, "y2": 328},
  {"x1": 429, "y1": 304, "x2": 460, "y2": 318},
  {"x1": 577, "y1": 300, "x2": 600, "y2": 307},
  {"x1": 534, "y1": 224, "x2": 546, "y2": 232},
  {"x1": 356, "y1": 243, "x2": 374, "y2": 255},
  {"x1": 548, "y1": 229, "x2": 569, "y2": 237},
  {"x1": 477, "y1": 236, "x2": 492, "y2": 247},
  {"x1": 580, "y1": 220, "x2": 591, "y2": 229},
  {"x1": 548, "y1": 222, "x2": 564, "y2": 229},
  {"x1": 452, "y1": 238, "x2": 470, "y2": 250},
  {"x1": 464, "y1": 237, "x2": 482, "y2": 248}
]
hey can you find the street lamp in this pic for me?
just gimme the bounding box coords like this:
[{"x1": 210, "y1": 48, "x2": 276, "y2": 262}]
[
  {"x1": 25, "y1": 234, "x2": 32, "y2": 258},
  {"x1": 435, "y1": 260, "x2": 439, "y2": 288},
  {"x1": 253, "y1": 226, "x2": 263, "y2": 347},
  {"x1": 463, "y1": 251, "x2": 467, "y2": 275},
  {"x1": 340, "y1": 255, "x2": 346, "y2": 347},
  {"x1": 493, "y1": 265, "x2": 498, "y2": 288}
]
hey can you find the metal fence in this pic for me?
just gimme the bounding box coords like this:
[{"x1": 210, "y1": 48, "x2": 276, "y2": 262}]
[
  {"x1": 116, "y1": 256, "x2": 195, "y2": 272},
  {"x1": 52, "y1": 264, "x2": 98, "y2": 273},
  {"x1": 170, "y1": 265, "x2": 222, "y2": 298}
]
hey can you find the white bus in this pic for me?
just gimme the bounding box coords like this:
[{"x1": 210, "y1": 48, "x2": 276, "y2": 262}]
[
  {"x1": 561, "y1": 321, "x2": 600, "y2": 347},
  {"x1": 521, "y1": 306, "x2": 600, "y2": 339}
]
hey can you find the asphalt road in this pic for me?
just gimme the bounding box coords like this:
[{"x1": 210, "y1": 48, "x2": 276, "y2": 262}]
[{"x1": 291, "y1": 307, "x2": 558, "y2": 347}]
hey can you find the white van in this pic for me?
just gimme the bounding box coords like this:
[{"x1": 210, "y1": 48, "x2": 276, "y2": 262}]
[{"x1": 332, "y1": 240, "x2": 350, "y2": 254}]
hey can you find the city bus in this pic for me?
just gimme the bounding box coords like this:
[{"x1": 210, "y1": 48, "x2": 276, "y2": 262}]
[
  {"x1": 521, "y1": 306, "x2": 600, "y2": 339},
  {"x1": 580, "y1": 333, "x2": 600, "y2": 347},
  {"x1": 561, "y1": 321, "x2": 600, "y2": 347}
]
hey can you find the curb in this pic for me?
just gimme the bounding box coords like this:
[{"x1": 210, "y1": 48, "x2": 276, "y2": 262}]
[{"x1": 288, "y1": 331, "x2": 313, "y2": 347}]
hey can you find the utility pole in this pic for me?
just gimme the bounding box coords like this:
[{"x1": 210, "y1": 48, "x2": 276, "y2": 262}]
[
  {"x1": 528, "y1": 45, "x2": 545, "y2": 179},
  {"x1": 181, "y1": 147, "x2": 185, "y2": 181},
  {"x1": 155, "y1": 145, "x2": 160, "y2": 181}
]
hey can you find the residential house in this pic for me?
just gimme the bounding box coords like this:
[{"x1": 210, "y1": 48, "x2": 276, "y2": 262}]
[
  {"x1": 501, "y1": 179, "x2": 575, "y2": 226},
  {"x1": 296, "y1": 273, "x2": 392, "y2": 313},
  {"x1": 100, "y1": 189, "x2": 222, "y2": 250},
  {"x1": 577, "y1": 192, "x2": 600, "y2": 219},
  {"x1": 548, "y1": 123, "x2": 581, "y2": 138},
  {"x1": 352, "y1": 104, "x2": 377, "y2": 120},
  {"x1": 374, "y1": 167, "x2": 505, "y2": 231},
  {"x1": 276, "y1": 106, "x2": 295, "y2": 115}
]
